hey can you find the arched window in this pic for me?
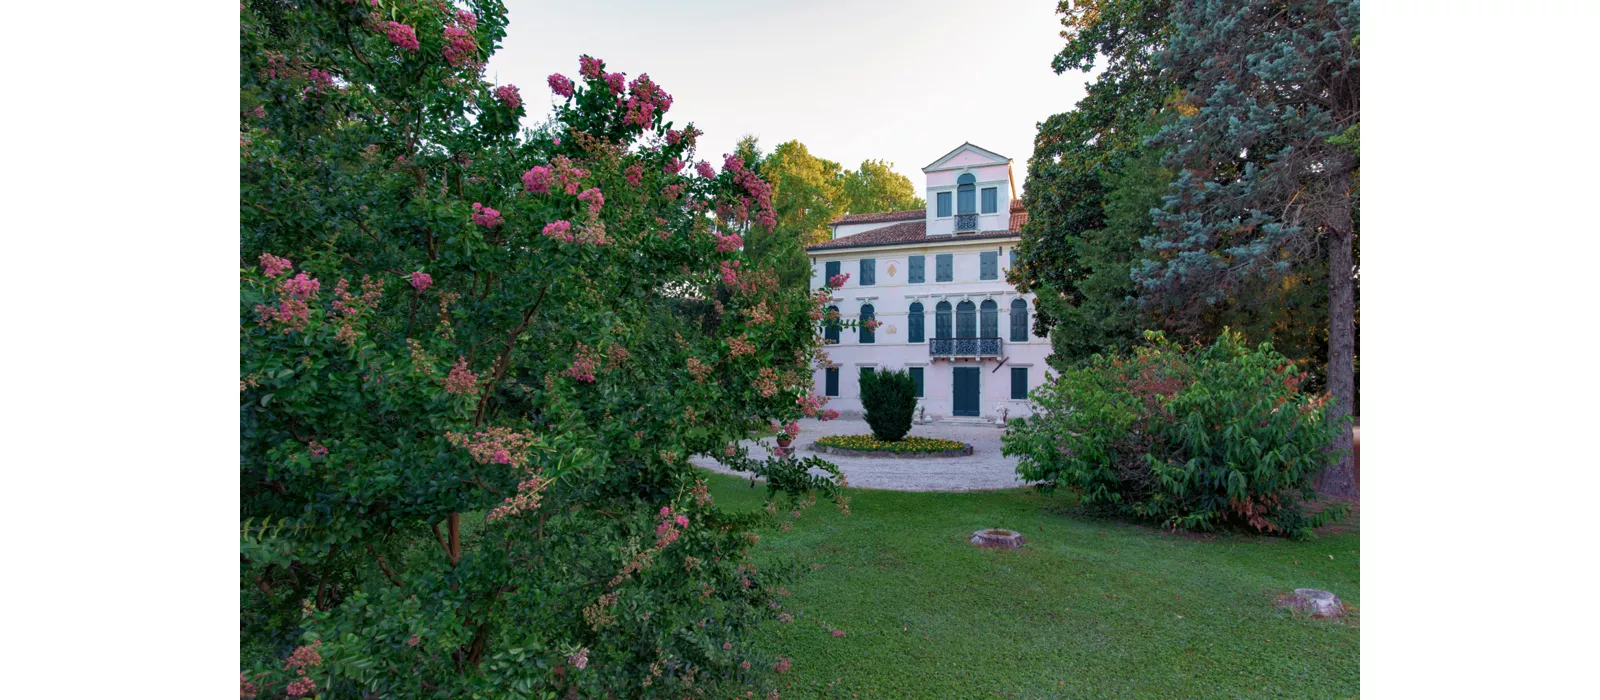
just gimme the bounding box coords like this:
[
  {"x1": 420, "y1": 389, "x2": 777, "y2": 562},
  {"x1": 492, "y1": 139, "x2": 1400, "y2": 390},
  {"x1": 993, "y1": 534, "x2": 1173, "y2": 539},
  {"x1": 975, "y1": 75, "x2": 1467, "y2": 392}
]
[
  {"x1": 956, "y1": 172, "x2": 976, "y2": 215},
  {"x1": 980, "y1": 300, "x2": 998, "y2": 338},
  {"x1": 824, "y1": 305, "x2": 841, "y2": 344},
  {"x1": 1010, "y1": 298, "x2": 1029, "y2": 341},
  {"x1": 908, "y1": 302, "x2": 925, "y2": 343},
  {"x1": 859, "y1": 303, "x2": 875, "y2": 344},
  {"x1": 956, "y1": 300, "x2": 977, "y2": 338},
  {"x1": 935, "y1": 301, "x2": 953, "y2": 339}
]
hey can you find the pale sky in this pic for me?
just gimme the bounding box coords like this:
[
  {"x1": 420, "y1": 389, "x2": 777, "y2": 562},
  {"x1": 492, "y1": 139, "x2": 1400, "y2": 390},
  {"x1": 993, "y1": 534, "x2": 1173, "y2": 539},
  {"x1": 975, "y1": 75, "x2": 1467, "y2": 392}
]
[{"x1": 485, "y1": 0, "x2": 1093, "y2": 193}]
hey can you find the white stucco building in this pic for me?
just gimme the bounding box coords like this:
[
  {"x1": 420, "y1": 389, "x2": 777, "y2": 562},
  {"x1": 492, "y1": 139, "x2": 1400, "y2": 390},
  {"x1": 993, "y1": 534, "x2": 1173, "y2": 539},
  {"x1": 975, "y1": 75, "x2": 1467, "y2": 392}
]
[{"x1": 809, "y1": 143, "x2": 1052, "y2": 422}]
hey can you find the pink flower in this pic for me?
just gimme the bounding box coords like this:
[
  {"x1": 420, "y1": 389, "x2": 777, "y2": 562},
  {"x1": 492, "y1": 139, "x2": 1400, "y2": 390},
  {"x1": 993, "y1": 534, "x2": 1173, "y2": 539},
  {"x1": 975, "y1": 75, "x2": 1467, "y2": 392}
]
[
  {"x1": 493, "y1": 84, "x2": 521, "y2": 110},
  {"x1": 577, "y1": 187, "x2": 604, "y2": 214},
  {"x1": 784, "y1": 422, "x2": 801, "y2": 438},
  {"x1": 564, "y1": 355, "x2": 597, "y2": 383},
  {"x1": 714, "y1": 232, "x2": 743, "y2": 252},
  {"x1": 309, "y1": 441, "x2": 328, "y2": 458},
  {"x1": 664, "y1": 158, "x2": 684, "y2": 175},
  {"x1": 306, "y1": 69, "x2": 336, "y2": 91},
  {"x1": 240, "y1": 673, "x2": 257, "y2": 699},
  {"x1": 492, "y1": 449, "x2": 511, "y2": 464},
  {"x1": 406, "y1": 633, "x2": 420, "y2": 646},
  {"x1": 773, "y1": 657, "x2": 791, "y2": 674},
  {"x1": 522, "y1": 165, "x2": 552, "y2": 194},
  {"x1": 383, "y1": 21, "x2": 419, "y2": 52},
  {"x1": 258, "y1": 253, "x2": 292, "y2": 278},
  {"x1": 625, "y1": 163, "x2": 643, "y2": 187},
  {"x1": 666, "y1": 129, "x2": 682, "y2": 145},
  {"x1": 285, "y1": 677, "x2": 317, "y2": 697},
  {"x1": 569, "y1": 647, "x2": 589, "y2": 670},
  {"x1": 828, "y1": 273, "x2": 850, "y2": 288},
  {"x1": 604, "y1": 72, "x2": 626, "y2": 95},
  {"x1": 542, "y1": 220, "x2": 575, "y2": 242},
  {"x1": 675, "y1": 514, "x2": 689, "y2": 527},
  {"x1": 831, "y1": 629, "x2": 845, "y2": 638},
  {"x1": 578, "y1": 55, "x2": 605, "y2": 79},
  {"x1": 454, "y1": 9, "x2": 477, "y2": 29},
  {"x1": 281, "y1": 273, "x2": 321, "y2": 300},
  {"x1": 548, "y1": 73, "x2": 575, "y2": 98},
  {"x1": 696, "y1": 161, "x2": 716, "y2": 179},
  {"x1": 410, "y1": 271, "x2": 433, "y2": 291},
  {"x1": 819, "y1": 409, "x2": 840, "y2": 421},
  {"x1": 471, "y1": 202, "x2": 503, "y2": 228},
  {"x1": 660, "y1": 506, "x2": 671, "y2": 517},
  {"x1": 445, "y1": 357, "x2": 479, "y2": 395},
  {"x1": 283, "y1": 641, "x2": 323, "y2": 671},
  {"x1": 442, "y1": 26, "x2": 477, "y2": 67}
]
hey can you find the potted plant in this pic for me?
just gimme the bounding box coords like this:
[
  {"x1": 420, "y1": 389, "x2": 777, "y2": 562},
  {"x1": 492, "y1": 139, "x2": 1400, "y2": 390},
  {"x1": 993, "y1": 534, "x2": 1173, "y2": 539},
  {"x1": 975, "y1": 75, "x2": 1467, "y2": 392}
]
[{"x1": 775, "y1": 421, "x2": 798, "y2": 456}]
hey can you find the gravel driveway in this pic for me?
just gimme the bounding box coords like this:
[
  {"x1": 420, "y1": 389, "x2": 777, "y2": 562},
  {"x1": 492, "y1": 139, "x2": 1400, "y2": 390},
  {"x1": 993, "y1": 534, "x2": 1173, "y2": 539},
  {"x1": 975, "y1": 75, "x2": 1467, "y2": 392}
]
[{"x1": 690, "y1": 418, "x2": 1032, "y2": 492}]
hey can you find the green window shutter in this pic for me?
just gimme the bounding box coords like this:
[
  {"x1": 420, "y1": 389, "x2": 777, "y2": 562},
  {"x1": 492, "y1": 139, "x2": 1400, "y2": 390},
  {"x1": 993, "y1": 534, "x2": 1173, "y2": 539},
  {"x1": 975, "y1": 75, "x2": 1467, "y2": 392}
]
[
  {"x1": 936, "y1": 192, "x2": 951, "y2": 217},
  {"x1": 1010, "y1": 367, "x2": 1028, "y2": 400},
  {"x1": 860, "y1": 258, "x2": 875, "y2": 286},
  {"x1": 956, "y1": 301, "x2": 976, "y2": 338},
  {"x1": 824, "y1": 306, "x2": 841, "y2": 344},
  {"x1": 910, "y1": 367, "x2": 924, "y2": 398},
  {"x1": 980, "y1": 300, "x2": 998, "y2": 337},
  {"x1": 908, "y1": 255, "x2": 925, "y2": 283},
  {"x1": 936, "y1": 254, "x2": 953, "y2": 282},
  {"x1": 935, "y1": 301, "x2": 953, "y2": 339},
  {"x1": 1008, "y1": 249, "x2": 1017, "y2": 269},
  {"x1": 980, "y1": 252, "x2": 997, "y2": 280},
  {"x1": 908, "y1": 302, "x2": 924, "y2": 343},
  {"x1": 859, "y1": 304, "x2": 875, "y2": 344},
  {"x1": 824, "y1": 260, "x2": 840, "y2": 286},
  {"x1": 825, "y1": 367, "x2": 839, "y2": 397},
  {"x1": 1010, "y1": 298, "x2": 1029, "y2": 341},
  {"x1": 981, "y1": 188, "x2": 997, "y2": 214}
]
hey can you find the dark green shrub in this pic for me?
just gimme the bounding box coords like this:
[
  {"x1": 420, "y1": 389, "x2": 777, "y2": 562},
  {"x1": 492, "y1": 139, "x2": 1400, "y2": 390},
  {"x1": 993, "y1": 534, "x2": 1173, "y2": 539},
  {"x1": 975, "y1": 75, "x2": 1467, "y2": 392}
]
[
  {"x1": 860, "y1": 368, "x2": 916, "y2": 442},
  {"x1": 1004, "y1": 330, "x2": 1349, "y2": 539}
]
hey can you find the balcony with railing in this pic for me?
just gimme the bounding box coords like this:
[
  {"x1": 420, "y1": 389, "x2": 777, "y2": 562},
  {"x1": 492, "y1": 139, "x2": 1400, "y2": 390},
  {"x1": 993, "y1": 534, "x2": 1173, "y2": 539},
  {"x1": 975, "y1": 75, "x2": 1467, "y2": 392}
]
[
  {"x1": 929, "y1": 337, "x2": 1002, "y2": 359},
  {"x1": 954, "y1": 212, "x2": 979, "y2": 232}
]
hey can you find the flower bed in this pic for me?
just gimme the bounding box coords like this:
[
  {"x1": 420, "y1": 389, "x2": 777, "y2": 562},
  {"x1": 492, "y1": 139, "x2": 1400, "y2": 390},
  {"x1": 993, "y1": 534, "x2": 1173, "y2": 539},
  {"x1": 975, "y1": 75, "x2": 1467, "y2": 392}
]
[{"x1": 812, "y1": 435, "x2": 972, "y2": 458}]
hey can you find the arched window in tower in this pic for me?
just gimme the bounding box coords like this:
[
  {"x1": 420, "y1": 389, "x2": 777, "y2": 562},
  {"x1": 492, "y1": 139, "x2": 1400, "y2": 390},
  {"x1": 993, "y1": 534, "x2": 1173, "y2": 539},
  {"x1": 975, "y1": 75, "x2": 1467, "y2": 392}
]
[
  {"x1": 935, "y1": 301, "x2": 953, "y2": 339},
  {"x1": 956, "y1": 300, "x2": 977, "y2": 338},
  {"x1": 956, "y1": 172, "x2": 977, "y2": 215},
  {"x1": 980, "y1": 299, "x2": 998, "y2": 338},
  {"x1": 1010, "y1": 298, "x2": 1029, "y2": 341},
  {"x1": 908, "y1": 302, "x2": 925, "y2": 343}
]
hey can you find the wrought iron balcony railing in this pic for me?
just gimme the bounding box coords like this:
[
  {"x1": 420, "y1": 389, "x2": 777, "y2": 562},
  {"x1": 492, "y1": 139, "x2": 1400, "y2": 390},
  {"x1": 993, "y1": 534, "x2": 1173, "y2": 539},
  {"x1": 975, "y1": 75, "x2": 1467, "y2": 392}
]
[
  {"x1": 954, "y1": 213, "x2": 979, "y2": 232},
  {"x1": 929, "y1": 337, "x2": 1002, "y2": 358}
]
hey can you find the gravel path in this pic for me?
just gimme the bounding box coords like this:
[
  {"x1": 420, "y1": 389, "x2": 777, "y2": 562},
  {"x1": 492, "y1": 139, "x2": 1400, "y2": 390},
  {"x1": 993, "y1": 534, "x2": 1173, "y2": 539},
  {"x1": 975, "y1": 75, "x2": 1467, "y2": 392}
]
[{"x1": 690, "y1": 418, "x2": 1032, "y2": 492}]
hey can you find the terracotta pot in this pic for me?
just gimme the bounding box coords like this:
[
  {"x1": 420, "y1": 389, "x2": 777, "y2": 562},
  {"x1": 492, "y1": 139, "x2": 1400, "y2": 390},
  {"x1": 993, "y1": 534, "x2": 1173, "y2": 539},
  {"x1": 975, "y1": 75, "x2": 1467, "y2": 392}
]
[{"x1": 776, "y1": 437, "x2": 793, "y2": 447}]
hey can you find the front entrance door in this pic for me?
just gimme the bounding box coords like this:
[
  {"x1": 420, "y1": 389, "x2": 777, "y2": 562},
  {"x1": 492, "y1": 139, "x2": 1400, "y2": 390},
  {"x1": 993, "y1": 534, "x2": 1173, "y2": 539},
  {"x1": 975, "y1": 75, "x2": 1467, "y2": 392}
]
[{"x1": 952, "y1": 367, "x2": 980, "y2": 417}]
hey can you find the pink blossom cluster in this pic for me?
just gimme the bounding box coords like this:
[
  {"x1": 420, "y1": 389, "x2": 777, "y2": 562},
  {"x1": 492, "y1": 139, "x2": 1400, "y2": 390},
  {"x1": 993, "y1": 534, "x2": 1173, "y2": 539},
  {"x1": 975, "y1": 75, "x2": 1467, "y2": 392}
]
[
  {"x1": 410, "y1": 270, "x2": 433, "y2": 291},
  {"x1": 548, "y1": 73, "x2": 575, "y2": 98},
  {"x1": 722, "y1": 154, "x2": 779, "y2": 230},
  {"x1": 493, "y1": 84, "x2": 521, "y2": 109},
  {"x1": 442, "y1": 26, "x2": 477, "y2": 67},
  {"x1": 283, "y1": 641, "x2": 322, "y2": 671},
  {"x1": 773, "y1": 657, "x2": 792, "y2": 674},
  {"x1": 240, "y1": 673, "x2": 256, "y2": 699},
  {"x1": 625, "y1": 163, "x2": 644, "y2": 187},
  {"x1": 309, "y1": 441, "x2": 329, "y2": 458},
  {"x1": 569, "y1": 648, "x2": 589, "y2": 671},
  {"x1": 542, "y1": 220, "x2": 575, "y2": 242},
  {"x1": 796, "y1": 393, "x2": 837, "y2": 420},
  {"x1": 713, "y1": 232, "x2": 743, "y2": 252},
  {"x1": 655, "y1": 506, "x2": 690, "y2": 547},
  {"x1": 551, "y1": 155, "x2": 588, "y2": 195},
  {"x1": 285, "y1": 678, "x2": 317, "y2": 697},
  {"x1": 666, "y1": 129, "x2": 682, "y2": 146},
  {"x1": 783, "y1": 422, "x2": 801, "y2": 438},
  {"x1": 828, "y1": 272, "x2": 851, "y2": 288},
  {"x1": 565, "y1": 355, "x2": 597, "y2": 383},
  {"x1": 471, "y1": 202, "x2": 503, "y2": 228},
  {"x1": 754, "y1": 367, "x2": 779, "y2": 397},
  {"x1": 444, "y1": 357, "x2": 479, "y2": 395},
  {"x1": 727, "y1": 335, "x2": 755, "y2": 357},
  {"x1": 686, "y1": 357, "x2": 711, "y2": 382},
  {"x1": 604, "y1": 72, "x2": 626, "y2": 95},
  {"x1": 695, "y1": 161, "x2": 716, "y2": 179},
  {"x1": 521, "y1": 165, "x2": 551, "y2": 194},
  {"x1": 661, "y1": 183, "x2": 683, "y2": 201},
  {"x1": 406, "y1": 634, "x2": 420, "y2": 646},
  {"x1": 663, "y1": 158, "x2": 685, "y2": 175},
  {"x1": 577, "y1": 187, "x2": 604, "y2": 215},
  {"x1": 454, "y1": 9, "x2": 477, "y2": 29},
  {"x1": 281, "y1": 272, "x2": 321, "y2": 300},
  {"x1": 383, "y1": 21, "x2": 419, "y2": 51},
  {"x1": 622, "y1": 73, "x2": 673, "y2": 128},
  {"x1": 258, "y1": 253, "x2": 292, "y2": 278},
  {"x1": 609, "y1": 345, "x2": 630, "y2": 365},
  {"x1": 306, "y1": 68, "x2": 335, "y2": 92},
  {"x1": 864, "y1": 318, "x2": 883, "y2": 331},
  {"x1": 719, "y1": 260, "x2": 742, "y2": 287},
  {"x1": 578, "y1": 55, "x2": 605, "y2": 80},
  {"x1": 447, "y1": 426, "x2": 541, "y2": 467},
  {"x1": 486, "y1": 473, "x2": 550, "y2": 521}
]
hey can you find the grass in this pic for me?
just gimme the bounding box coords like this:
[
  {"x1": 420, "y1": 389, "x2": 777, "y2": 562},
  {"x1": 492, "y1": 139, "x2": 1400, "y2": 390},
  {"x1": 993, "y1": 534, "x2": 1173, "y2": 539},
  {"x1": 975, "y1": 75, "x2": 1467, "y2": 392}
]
[
  {"x1": 704, "y1": 470, "x2": 1359, "y2": 698},
  {"x1": 813, "y1": 434, "x2": 968, "y2": 454}
]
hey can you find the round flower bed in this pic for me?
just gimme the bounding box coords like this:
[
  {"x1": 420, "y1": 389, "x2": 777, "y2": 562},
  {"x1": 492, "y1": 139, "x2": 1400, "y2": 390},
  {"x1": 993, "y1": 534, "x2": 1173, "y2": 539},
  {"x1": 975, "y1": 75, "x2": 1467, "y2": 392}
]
[{"x1": 810, "y1": 435, "x2": 973, "y2": 459}]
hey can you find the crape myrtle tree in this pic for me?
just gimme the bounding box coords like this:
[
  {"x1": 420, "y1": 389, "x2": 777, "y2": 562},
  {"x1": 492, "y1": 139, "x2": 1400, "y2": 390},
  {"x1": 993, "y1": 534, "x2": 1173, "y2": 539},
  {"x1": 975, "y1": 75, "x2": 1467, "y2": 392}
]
[
  {"x1": 1138, "y1": 0, "x2": 1360, "y2": 496},
  {"x1": 239, "y1": 1, "x2": 851, "y2": 696}
]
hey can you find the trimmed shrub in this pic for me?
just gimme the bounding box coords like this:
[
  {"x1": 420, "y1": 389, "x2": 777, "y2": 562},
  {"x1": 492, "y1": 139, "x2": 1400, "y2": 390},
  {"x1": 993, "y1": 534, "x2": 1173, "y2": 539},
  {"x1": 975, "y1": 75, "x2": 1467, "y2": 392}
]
[
  {"x1": 1003, "y1": 330, "x2": 1349, "y2": 539},
  {"x1": 860, "y1": 368, "x2": 916, "y2": 442}
]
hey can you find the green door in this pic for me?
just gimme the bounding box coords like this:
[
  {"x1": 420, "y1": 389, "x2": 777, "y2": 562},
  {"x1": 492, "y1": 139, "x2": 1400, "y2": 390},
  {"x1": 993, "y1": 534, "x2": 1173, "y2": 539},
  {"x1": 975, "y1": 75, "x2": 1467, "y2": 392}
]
[{"x1": 952, "y1": 367, "x2": 980, "y2": 417}]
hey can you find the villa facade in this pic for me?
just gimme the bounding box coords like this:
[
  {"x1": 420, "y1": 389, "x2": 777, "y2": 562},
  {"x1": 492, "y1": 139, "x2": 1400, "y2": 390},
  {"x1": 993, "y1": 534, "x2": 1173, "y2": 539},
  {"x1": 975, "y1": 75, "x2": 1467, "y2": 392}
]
[{"x1": 809, "y1": 143, "x2": 1052, "y2": 422}]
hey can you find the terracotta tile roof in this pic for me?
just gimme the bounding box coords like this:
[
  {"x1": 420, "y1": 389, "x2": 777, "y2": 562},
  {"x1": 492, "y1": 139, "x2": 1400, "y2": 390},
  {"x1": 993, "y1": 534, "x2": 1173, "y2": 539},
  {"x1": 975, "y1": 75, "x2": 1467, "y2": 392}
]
[
  {"x1": 1009, "y1": 199, "x2": 1028, "y2": 233},
  {"x1": 807, "y1": 220, "x2": 1019, "y2": 252},
  {"x1": 828, "y1": 209, "x2": 925, "y2": 226}
]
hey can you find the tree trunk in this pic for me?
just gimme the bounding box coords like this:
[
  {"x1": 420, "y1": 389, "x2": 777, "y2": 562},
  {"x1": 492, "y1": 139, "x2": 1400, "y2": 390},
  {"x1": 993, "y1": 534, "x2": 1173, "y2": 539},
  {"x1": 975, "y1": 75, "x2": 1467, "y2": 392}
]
[{"x1": 1320, "y1": 172, "x2": 1359, "y2": 498}]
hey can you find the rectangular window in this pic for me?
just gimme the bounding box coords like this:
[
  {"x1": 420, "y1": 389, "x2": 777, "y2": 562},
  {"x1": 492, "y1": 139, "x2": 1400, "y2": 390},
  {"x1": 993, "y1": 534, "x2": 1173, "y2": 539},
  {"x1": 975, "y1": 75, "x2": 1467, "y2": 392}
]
[
  {"x1": 980, "y1": 251, "x2": 998, "y2": 280},
  {"x1": 824, "y1": 260, "x2": 840, "y2": 287},
  {"x1": 908, "y1": 255, "x2": 925, "y2": 284},
  {"x1": 1008, "y1": 249, "x2": 1017, "y2": 270},
  {"x1": 936, "y1": 253, "x2": 953, "y2": 282},
  {"x1": 824, "y1": 367, "x2": 839, "y2": 397},
  {"x1": 910, "y1": 367, "x2": 924, "y2": 398},
  {"x1": 1010, "y1": 367, "x2": 1028, "y2": 400},
  {"x1": 981, "y1": 187, "x2": 998, "y2": 214},
  {"x1": 859, "y1": 258, "x2": 875, "y2": 286},
  {"x1": 936, "y1": 192, "x2": 951, "y2": 217}
]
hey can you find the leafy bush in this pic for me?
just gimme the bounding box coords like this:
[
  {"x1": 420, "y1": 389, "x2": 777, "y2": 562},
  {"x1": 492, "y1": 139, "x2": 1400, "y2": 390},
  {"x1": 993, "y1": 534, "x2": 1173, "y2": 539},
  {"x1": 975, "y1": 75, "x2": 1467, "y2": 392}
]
[
  {"x1": 860, "y1": 368, "x2": 916, "y2": 441},
  {"x1": 239, "y1": 2, "x2": 850, "y2": 696},
  {"x1": 1004, "y1": 330, "x2": 1348, "y2": 539},
  {"x1": 815, "y1": 435, "x2": 966, "y2": 454}
]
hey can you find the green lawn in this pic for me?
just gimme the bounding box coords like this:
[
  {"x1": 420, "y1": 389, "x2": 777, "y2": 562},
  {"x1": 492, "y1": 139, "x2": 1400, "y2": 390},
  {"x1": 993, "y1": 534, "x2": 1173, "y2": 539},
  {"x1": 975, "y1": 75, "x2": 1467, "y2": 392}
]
[{"x1": 705, "y1": 470, "x2": 1359, "y2": 698}]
